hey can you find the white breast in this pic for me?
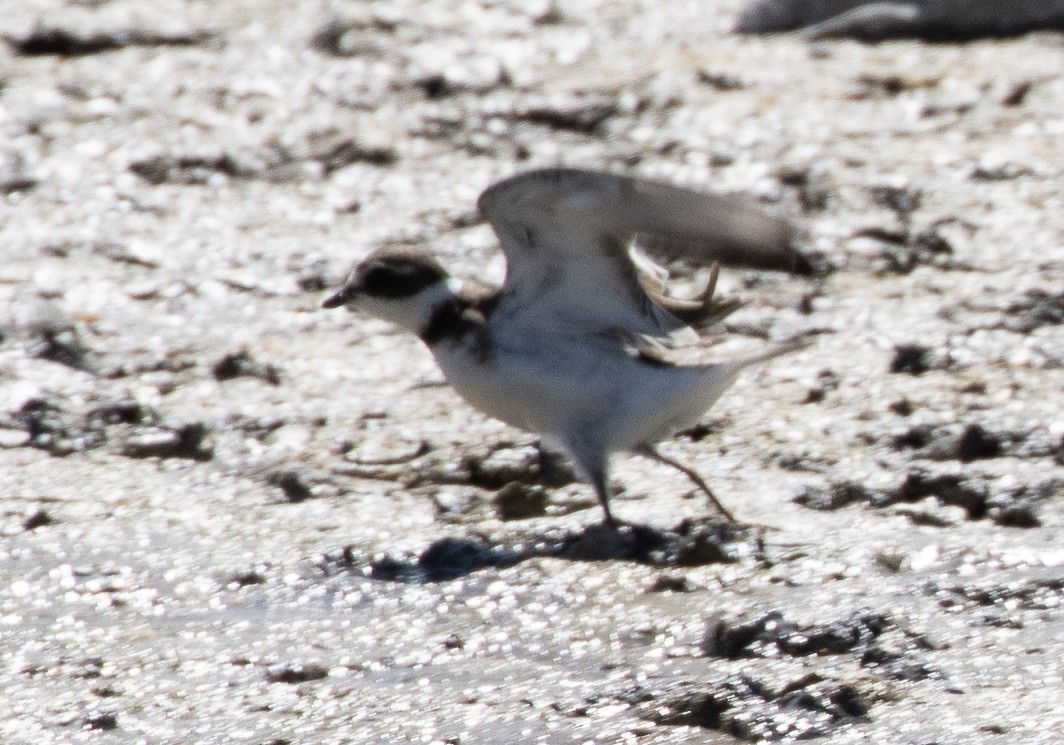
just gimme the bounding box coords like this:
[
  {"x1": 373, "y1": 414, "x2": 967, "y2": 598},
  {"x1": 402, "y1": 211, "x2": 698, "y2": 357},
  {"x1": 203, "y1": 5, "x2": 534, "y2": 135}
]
[
  {"x1": 429, "y1": 325, "x2": 739, "y2": 457},
  {"x1": 430, "y1": 331, "x2": 609, "y2": 436}
]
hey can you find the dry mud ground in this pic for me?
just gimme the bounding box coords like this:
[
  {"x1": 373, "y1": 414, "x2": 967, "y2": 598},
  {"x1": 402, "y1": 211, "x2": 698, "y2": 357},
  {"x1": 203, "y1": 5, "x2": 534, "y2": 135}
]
[{"x1": 1, "y1": 1, "x2": 1063, "y2": 743}]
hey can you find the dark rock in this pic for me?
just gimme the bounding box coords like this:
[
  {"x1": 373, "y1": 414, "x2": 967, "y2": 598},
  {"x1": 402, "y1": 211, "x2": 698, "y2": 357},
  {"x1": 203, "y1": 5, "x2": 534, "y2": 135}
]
[
  {"x1": 780, "y1": 612, "x2": 891, "y2": 657},
  {"x1": 6, "y1": 25, "x2": 213, "y2": 57},
  {"x1": 643, "y1": 685, "x2": 732, "y2": 729},
  {"x1": 212, "y1": 350, "x2": 282, "y2": 385},
  {"x1": 868, "y1": 183, "x2": 922, "y2": 219},
  {"x1": 705, "y1": 610, "x2": 895, "y2": 665},
  {"x1": 889, "y1": 344, "x2": 947, "y2": 375},
  {"x1": 92, "y1": 241, "x2": 161, "y2": 268},
  {"x1": 130, "y1": 154, "x2": 243, "y2": 185},
  {"x1": 267, "y1": 470, "x2": 314, "y2": 502},
  {"x1": 85, "y1": 399, "x2": 160, "y2": 428},
  {"x1": 1001, "y1": 80, "x2": 1035, "y2": 107},
  {"x1": 313, "y1": 139, "x2": 397, "y2": 174},
  {"x1": 892, "y1": 422, "x2": 1004, "y2": 462},
  {"x1": 856, "y1": 220, "x2": 962, "y2": 274},
  {"x1": 666, "y1": 519, "x2": 745, "y2": 566},
  {"x1": 874, "y1": 223, "x2": 958, "y2": 274},
  {"x1": 83, "y1": 711, "x2": 119, "y2": 730},
  {"x1": 647, "y1": 572, "x2": 692, "y2": 593},
  {"x1": 0, "y1": 150, "x2": 37, "y2": 193},
  {"x1": 265, "y1": 662, "x2": 329, "y2": 684},
  {"x1": 793, "y1": 481, "x2": 873, "y2": 511},
  {"x1": 890, "y1": 470, "x2": 988, "y2": 518},
  {"x1": 777, "y1": 164, "x2": 835, "y2": 212},
  {"x1": 511, "y1": 97, "x2": 619, "y2": 134},
  {"x1": 951, "y1": 423, "x2": 1003, "y2": 462},
  {"x1": 889, "y1": 397, "x2": 915, "y2": 416},
  {"x1": 310, "y1": 18, "x2": 395, "y2": 57},
  {"x1": 992, "y1": 502, "x2": 1041, "y2": 528},
  {"x1": 120, "y1": 423, "x2": 213, "y2": 461},
  {"x1": 635, "y1": 672, "x2": 870, "y2": 740},
  {"x1": 90, "y1": 684, "x2": 122, "y2": 698},
  {"x1": 12, "y1": 396, "x2": 64, "y2": 443},
  {"x1": 853, "y1": 72, "x2": 928, "y2": 98},
  {"x1": 677, "y1": 420, "x2": 727, "y2": 442},
  {"x1": 128, "y1": 149, "x2": 307, "y2": 185},
  {"x1": 533, "y1": 1, "x2": 566, "y2": 25},
  {"x1": 970, "y1": 160, "x2": 1034, "y2": 182},
  {"x1": 803, "y1": 368, "x2": 840, "y2": 403},
  {"x1": 28, "y1": 327, "x2": 92, "y2": 371},
  {"x1": 1003, "y1": 289, "x2": 1064, "y2": 333},
  {"x1": 697, "y1": 68, "x2": 745, "y2": 91},
  {"x1": 910, "y1": 226, "x2": 954, "y2": 259},
  {"x1": 12, "y1": 397, "x2": 100, "y2": 456},
  {"x1": 227, "y1": 568, "x2": 267, "y2": 588},
  {"x1": 702, "y1": 612, "x2": 792, "y2": 658},
  {"x1": 416, "y1": 74, "x2": 451, "y2": 99},
  {"x1": 22, "y1": 508, "x2": 55, "y2": 531}
]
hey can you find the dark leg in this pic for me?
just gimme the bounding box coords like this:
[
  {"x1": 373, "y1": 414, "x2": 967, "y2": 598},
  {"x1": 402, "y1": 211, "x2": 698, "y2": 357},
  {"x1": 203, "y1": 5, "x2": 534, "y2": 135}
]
[
  {"x1": 561, "y1": 436, "x2": 619, "y2": 529},
  {"x1": 588, "y1": 466, "x2": 618, "y2": 529},
  {"x1": 636, "y1": 443, "x2": 738, "y2": 523}
]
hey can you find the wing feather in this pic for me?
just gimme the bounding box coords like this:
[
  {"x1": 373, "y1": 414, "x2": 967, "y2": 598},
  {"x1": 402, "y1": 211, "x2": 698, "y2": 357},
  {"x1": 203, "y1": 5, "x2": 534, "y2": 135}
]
[{"x1": 477, "y1": 167, "x2": 804, "y2": 340}]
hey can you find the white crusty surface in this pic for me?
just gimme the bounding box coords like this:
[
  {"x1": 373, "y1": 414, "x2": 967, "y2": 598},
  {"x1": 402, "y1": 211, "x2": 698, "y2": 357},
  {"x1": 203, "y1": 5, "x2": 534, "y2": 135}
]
[{"x1": 1, "y1": 1, "x2": 1063, "y2": 742}]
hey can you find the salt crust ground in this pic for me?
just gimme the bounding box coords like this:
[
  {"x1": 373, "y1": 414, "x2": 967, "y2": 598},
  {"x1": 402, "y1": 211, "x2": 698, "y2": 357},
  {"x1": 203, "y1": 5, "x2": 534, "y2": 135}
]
[{"x1": 1, "y1": 1, "x2": 1062, "y2": 743}]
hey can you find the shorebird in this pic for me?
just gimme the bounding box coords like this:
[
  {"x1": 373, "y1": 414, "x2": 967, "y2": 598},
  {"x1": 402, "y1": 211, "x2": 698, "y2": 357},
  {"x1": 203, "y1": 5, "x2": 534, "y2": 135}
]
[{"x1": 324, "y1": 167, "x2": 809, "y2": 526}]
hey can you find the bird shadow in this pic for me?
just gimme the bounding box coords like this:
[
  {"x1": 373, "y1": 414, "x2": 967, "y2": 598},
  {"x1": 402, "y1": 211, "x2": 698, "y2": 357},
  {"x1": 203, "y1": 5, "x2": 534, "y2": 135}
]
[{"x1": 323, "y1": 518, "x2": 763, "y2": 583}]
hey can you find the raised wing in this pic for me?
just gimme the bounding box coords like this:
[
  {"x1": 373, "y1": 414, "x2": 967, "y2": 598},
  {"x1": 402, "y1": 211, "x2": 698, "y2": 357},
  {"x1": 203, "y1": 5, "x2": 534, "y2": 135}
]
[{"x1": 476, "y1": 167, "x2": 805, "y2": 340}]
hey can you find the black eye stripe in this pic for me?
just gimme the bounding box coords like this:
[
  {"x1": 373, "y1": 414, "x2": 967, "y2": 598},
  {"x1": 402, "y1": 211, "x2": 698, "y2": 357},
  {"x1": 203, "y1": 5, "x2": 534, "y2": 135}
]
[{"x1": 359, "y1": 259, "x2": 445, "y2": 298}]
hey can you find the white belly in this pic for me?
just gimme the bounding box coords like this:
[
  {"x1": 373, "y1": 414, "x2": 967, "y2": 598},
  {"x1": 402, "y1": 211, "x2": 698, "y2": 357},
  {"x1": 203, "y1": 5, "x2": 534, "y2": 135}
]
[
  {"x1": 432, "y1": 335, "x2": 608, "y2": 436},
  {"x1": 430, "y1": 331, "x2": 740, "y2": 454}
]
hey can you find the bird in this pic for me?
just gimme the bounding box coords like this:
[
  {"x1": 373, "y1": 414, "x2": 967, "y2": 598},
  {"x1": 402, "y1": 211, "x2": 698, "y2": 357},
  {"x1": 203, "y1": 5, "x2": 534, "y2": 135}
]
[{"x1": 322, "y1": 167, "x2": 810, "y2": 527}]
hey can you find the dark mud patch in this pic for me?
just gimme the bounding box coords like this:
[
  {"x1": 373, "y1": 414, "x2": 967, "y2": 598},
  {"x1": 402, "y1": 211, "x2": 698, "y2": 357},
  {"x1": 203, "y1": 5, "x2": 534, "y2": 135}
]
[
  {"x1": 925, "y1": 570, "x2": 1064, "y2": 619},
  {"x1": 212, "y1": 350, "x2": 283, "y2": 386},
  {"x1": 705, "y1": 610, "x2": 937, "y2": 680},
  {"x1": 888, "y1": 343, "x2": 951, "y2": 375},
  {"x1": 264, "y1": 661, "x2": 330, "y2": 685},
  {"x1": 3, "y1": 394, "x2": 213, "y2": 461},
  {"x1": 620, "y1": 610, "x2": 942, "y2": 740},
  {"x1": 794, "y1": 469, "x2": 1053, "y2": 527},
  {"x1": 5, "y1": 25, "x2": 215, "y2": 57},
  {"x1": 952, "y1": 288, "x2": 1064, "y2": 335},
  {"x1": 321, "y1": 518, "x2": 758, "y2": 582},
  {"x1": 632, "y1": 674, "x2": 871, "y2": 741}
]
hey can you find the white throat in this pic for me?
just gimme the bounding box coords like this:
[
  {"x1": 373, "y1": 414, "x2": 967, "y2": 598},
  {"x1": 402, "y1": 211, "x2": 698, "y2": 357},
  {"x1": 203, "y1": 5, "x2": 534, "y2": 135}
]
[{"x1": 357, "y1": 279, "x2": 458, "y2": 334}]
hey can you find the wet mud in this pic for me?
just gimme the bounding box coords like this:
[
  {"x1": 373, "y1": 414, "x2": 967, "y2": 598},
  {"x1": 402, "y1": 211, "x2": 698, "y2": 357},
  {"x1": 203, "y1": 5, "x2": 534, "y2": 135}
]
[{"x1": 2, "y1": 1, "x2": 1063, "y2": 743}]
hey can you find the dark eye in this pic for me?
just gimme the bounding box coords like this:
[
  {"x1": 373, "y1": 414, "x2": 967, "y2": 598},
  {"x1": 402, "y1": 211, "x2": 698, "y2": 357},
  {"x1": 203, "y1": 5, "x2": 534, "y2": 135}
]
[{"x1": 360, "y1": 265, "x2": 396, "y2": 295}]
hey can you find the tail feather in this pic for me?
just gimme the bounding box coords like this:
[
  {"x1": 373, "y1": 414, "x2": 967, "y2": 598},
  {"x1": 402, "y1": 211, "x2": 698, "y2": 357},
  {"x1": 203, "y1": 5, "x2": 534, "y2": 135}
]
[
  {"x1": 697, "y1": 337, "x2": 809, "y2": 408},
  {"x1": 728, "y1": 336, "x2": 810, "y2": 368}
]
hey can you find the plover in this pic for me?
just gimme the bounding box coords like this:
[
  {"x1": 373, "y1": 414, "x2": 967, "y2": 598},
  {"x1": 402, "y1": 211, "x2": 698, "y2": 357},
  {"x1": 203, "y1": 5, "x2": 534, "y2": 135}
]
[{"x1": 324, "y1": 167, "x2": 809, "y2": 526}]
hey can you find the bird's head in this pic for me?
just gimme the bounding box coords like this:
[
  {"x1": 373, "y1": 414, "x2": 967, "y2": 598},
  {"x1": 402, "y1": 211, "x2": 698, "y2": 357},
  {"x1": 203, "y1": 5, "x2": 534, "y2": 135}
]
[{"x1": 322, "y1": 247, "x2": 456, "y2": 334}]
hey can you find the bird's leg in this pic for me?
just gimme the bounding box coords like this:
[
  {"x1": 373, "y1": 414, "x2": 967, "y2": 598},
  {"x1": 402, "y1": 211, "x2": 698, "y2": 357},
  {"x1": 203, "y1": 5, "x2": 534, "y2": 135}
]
[
  {"x1": 588, "y1": 466, "x2": 619, "y2": 529},
  {"x1": 636, "y1": 444, "x2": 738, "y2": 523},
  {"x1": 562, "y1": 438, "x2": 621, "y2": 528}
]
